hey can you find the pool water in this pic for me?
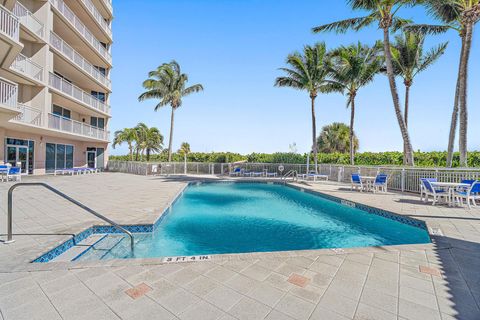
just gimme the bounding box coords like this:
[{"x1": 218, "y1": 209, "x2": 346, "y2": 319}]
[{"x1": 88, "y1": 183, "x2": 430, "y2": 260}]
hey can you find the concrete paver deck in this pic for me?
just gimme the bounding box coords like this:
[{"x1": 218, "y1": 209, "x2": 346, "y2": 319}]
[{"x1": 1, "y1": 173, "x2": 479, "y2": 320}]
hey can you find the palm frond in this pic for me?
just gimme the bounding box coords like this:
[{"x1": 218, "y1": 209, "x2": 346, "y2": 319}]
[
  {"x1": 415, "y1": 41, "x2": 448, "y2": 75},
  {"x1": 404, "y1": 24, "x2": 452, "y2": 34},
  {"x1": 183, "y1": 84, "x2": 204, "y2": 96},
  {"x1": 312, "y1": 16, "x2": 373, "y2": 34}
]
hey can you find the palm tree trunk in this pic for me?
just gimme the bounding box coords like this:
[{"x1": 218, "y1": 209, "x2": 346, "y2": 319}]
[
  {"x1": 404, "y1": 84, "x2": 410, "y2": 128},
  {"x1": 349, "y1": 95, "x2": 355, "y2": 165},
  {"x1": 146, "y1": 148, "x2": 150, "y2": 161},
  {"x1": 383, "y1": 27, "x2": 415, "y2": 166},
  {"x1": 403, "y1": 84, "x2": 411, "y2": 165},
  {"x1": 128, "y1": 143, "x2": 133, "y2": 161},
  {"x1": 168, "y1": 107, "x2": 175, "y2": 162},
  {"x1": 311, "y1": 95, "x2": 318, "y2": 173},
  {"x1": 459, "y1": 23, "x2": 473, "y2": 167},
  {"x1": 446, "y1": 41, "x2": 464, "y2": 168}
]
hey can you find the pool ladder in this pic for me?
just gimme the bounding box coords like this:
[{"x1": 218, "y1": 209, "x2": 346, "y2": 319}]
[
  {"x1": 282, "y1": 170, "x2": 299, "y2": 183},
  {"x1": 3, "y1": 182, "x2": 134, "y2": 252}
]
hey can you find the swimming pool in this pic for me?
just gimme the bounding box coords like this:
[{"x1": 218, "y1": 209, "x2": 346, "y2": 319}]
[{"x1": 76, "y1": 182, "x2": 430, "y2": 261}]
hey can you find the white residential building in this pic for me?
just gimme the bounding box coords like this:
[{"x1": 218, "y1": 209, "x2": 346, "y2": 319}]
[{"x1": 0, "y1": 0, "x2": 112, "y2": 174}]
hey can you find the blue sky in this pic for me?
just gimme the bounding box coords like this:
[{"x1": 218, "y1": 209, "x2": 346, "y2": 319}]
[{"x1": 109, "y1": 0, "x2": 480, "y2": 155}]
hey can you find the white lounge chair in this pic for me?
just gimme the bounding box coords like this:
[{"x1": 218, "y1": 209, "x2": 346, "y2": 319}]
[
  {"x1": 453, "y1": 181, "x2": 480, "y2": 209},
  {"x1": 304, "y1": 172, "x2": 328, "y2": 182},
  {"x1": 6, "y1": 167, "x2": 21, "y2": 181},
  {"x1": 351, "y1": 173, "x2": 364, "y2": 192},
  {"x1": 420, "y1": 178, "x2": 448, "y2": 205}
]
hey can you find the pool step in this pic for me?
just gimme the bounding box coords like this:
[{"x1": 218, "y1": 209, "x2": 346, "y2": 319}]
[
  {"x1": 52, "y1": 234, "x2": 107, "y2": 262},
  {"x1": 74, "y1": 234, "x2": 126, "y2": 262}
]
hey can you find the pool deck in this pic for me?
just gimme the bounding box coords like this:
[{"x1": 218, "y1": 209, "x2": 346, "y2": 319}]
[{"x1": 1, "y1": 173, "x2": 480, "y2": 320}]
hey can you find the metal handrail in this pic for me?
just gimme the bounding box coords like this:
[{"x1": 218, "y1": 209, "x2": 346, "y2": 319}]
[
  {"x1": 281, "y1": 170, "x2": 298, "y2": 183},
  {"x1": 5, "y1": 183, "x2": 134, "y2": 251}
]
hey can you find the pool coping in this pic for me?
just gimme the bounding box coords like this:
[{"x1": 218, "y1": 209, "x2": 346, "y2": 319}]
[{"x1": 31, "y1": 179, "x2": 433, "y2": 264}]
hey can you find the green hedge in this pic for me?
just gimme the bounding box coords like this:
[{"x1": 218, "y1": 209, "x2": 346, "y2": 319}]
[{"x1": 109, "y1": 151, "x2": 480, "y2": 168}]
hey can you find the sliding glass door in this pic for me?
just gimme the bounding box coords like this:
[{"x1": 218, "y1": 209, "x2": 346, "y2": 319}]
[{"x1": 45, "y1": 143, "x2": 74, "y2": 173}]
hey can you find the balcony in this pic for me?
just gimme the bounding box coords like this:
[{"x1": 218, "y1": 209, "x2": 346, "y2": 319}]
[
  {"x1": 0, "y1": 77, "x2": 18, "y2": 113},
  {"x1": 10, "y1": 53, "x2": 44, "y2": 82},
  {"x1": 49, "y1": 72, "x2": 110, "y2": 115},
  {"x1": 50, "y1": 32, "x2": 111, "y2": 89},
  {"x1": 49, "y1": 0, "x2": 112, "y2": 64},
  {"x1": 0, "y1": 5, "x2": 23, "y2": 68},
  {"x1": 100, "y1": 0, "x2": 112, "y2": 15},
  {"x1": 48, "y1": 113, "x2": 109, "y2": 141},
  {"x1": 12, "y1": 103, "x2": 42, "y2": 126},
  {"x1": 13, "y1": 2, "x2": 44, "y2": 39},
  {"x1": 80, "y1": 0, "x2": 112, "y2": 39},
  {"x1": 0, "y1": 5, "x2": 20, "y2": 42}
]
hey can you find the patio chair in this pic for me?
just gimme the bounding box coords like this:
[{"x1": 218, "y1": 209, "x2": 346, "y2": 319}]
[
  {"x1": 229, "y1": 167, "x2": 241, "y2": 176},
  {"x1": 420, "y1": 178, "x2": 448, "y2": 205},
  {"x1": 6, "y1": 167, "x2": 21, "y2": 182},
  {"x1": 265, "y1": 172, "x2": 277, "y2": 178},
  {"x1": 351, "y1": 173, "x2": 364, "y2": 192},
  {"x1": 419, "y1": 178, "x2": 437, "y2": 200},
  {"x1": 0, "y1": 165, "x2": 9, "y2": 182},
  {"x1": 371, "y1": 174, "x2": 388, "y2": 193},
  {"x1": 251, "y1": 171, "x2": 264, "y2": 177},
  {"x1": 305, "y1": 172, "x2": 329, "y2": 182},
  {"x1": 453, "y1": 181, "x2": 480, "y2": 209},
  {"x1": 243, "y1": 171, "x2": 253, "y2": 177}
]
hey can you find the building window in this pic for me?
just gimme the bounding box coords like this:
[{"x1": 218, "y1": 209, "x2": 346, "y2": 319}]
[
  {"x1": 90, "y1": 117, "x2": 105, "y2": 129},
  {"x1": 91, "y1": 91, "x2": 106, "y2": 103},
  {"x1": 45, "y1": 143, "x2": 74, "y2": 173},
  {"x1": 94, "y1": 66, "x2": 107, "y2": 76},
  {"x1": 53, "y1": 72, "x2": 72, "y2": 83},
  {"x1": 53, "y1": 105, "x2": 71, "y2": 119}
]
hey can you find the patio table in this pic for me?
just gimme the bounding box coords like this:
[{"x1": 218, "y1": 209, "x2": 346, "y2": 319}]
[
  {"x1": 360, "y1": 176, "x2": 377, "y2": 191},
  {"x1": 430, "y1": 182, "x2": 470, "y2": 206}
]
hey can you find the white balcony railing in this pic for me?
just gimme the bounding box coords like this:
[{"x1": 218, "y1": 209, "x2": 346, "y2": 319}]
[
  {"x1": 13, "y1": 2, "x2": 44, "y2": 38},
  {"x1": 10, "y1": 53, "x2": 44, "y2": 82},
  {"x1": 13, "y1": 103, "x2": 42, "y2": 126},
  {"x1": 50, "y1": 32, "x2": 111, "y2": 88},
  {"x1": 101, "y1": 0, "x2": 113, "y2": 14},
  {"x1": 49, "y1": 0, "x2": 112, "y2": 64},
  {"x1": 0, "y1": 78, "x2": 18, "y2": 109},
  {"x1": 48, "y1": 113, "x2": 109, "y2": 140},
  {"x1": 81, "y1": 0, "x2": 111, "y2": 38},
  {"x1": 0, "y1": 5, "x2": 20, "y2": 41},
  {"x1": 49, "y1": 72, "x2": 110, "y2": 114}
]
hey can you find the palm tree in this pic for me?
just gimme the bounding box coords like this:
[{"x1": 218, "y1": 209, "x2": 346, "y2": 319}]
[
  {"x1": 178, "y1": 142, "x2": 191, "y2": 174},
  {"x1": 390, "y1": 31, "x2": 447, "y2": 164},
  {"x1": 112, "y1": 128, "x2": 137, "y2": 161},
  {"x1": 313, "y1": 0, "x2": 418, "y2": 166},
  {"x1": 144, "y1": 127, "x2": 163, "y2": 161},
  {"x1": 407, "y1": 0, "x2": 479, "y2": 167},
  {"x1": 138, "y1": 61, "x2": 204, "y2": 162},
  {"x1": 134, "y1": 123, "x2": 147, "y2": 161},
  {"x1": 317, "y1": 122, "x2": 359, "y2": 154},
  {"x1": 275, "y1": 43, "x2": 340, "y2": 173},
  {"x1": 329, "y1": 42, "x2": 383, "y2": 165},
  {"x1": 137, "y1": 123, "x2": 164, "y2": 161}
]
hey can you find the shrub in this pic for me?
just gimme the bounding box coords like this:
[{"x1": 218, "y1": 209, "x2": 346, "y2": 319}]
[{"x1": 109, "y1": 151, "x2": 480, "y2": 168}]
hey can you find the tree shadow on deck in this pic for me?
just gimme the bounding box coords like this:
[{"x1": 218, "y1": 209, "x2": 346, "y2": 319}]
[{"x1": 430, "y1": 235, "x2": 480, "y2": 319}]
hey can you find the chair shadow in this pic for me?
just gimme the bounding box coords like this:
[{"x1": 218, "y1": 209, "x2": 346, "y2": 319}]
[{"x1": 430, "y1": 235, "x2": 480, "y2": 318}]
